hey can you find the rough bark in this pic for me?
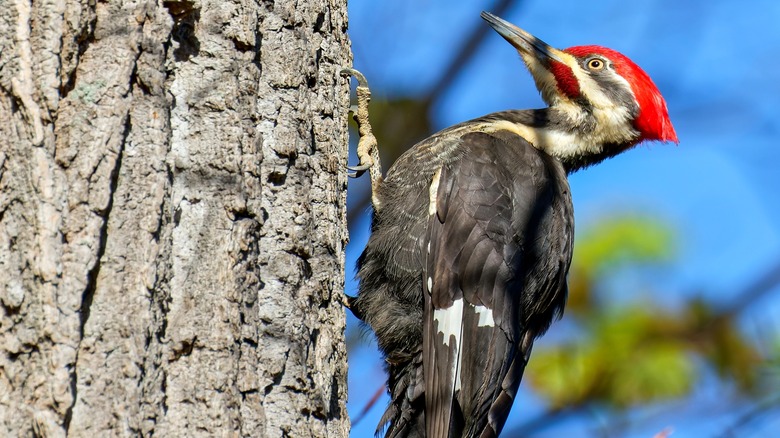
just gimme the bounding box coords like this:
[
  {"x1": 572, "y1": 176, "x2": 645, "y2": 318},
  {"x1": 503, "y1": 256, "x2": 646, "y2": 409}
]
[{"x1": 0, "y1": 0, "x2": 351, "y2": 436}]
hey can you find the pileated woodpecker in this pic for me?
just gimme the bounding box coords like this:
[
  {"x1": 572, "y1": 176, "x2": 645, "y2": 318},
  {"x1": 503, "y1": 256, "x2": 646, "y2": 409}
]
[{"x1": 344, "y1": 11, "x2": 677, "y2": 438}]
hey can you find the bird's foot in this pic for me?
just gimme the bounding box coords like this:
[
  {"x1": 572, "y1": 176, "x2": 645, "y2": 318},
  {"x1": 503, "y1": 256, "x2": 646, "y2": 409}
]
[{"x1": 341, "y1": 67, "x2": 383, "y2": 210}]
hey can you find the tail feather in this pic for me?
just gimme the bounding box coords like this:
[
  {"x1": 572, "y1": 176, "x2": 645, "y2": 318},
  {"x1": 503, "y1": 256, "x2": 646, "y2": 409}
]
[
  {"x1": 477, "y1": 331, "x2": 535, "y2": 438},
  {"x1": 380, "y1": 353, "x2": 426, "y2": 438},
  {"x1": 377, "y1": 331, "x2": 537, "y2": 438}
]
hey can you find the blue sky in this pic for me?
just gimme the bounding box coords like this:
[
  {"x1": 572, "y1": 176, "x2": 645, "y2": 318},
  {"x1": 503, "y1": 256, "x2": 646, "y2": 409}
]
[{"x1": 344, "y1": 1, "x2": 780, "y2": 436}]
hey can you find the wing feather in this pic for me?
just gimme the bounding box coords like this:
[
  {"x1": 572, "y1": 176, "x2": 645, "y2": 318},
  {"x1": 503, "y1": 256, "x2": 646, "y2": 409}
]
[{"x1": 422, "y1": 131, "x2": 572, "y2": 437}]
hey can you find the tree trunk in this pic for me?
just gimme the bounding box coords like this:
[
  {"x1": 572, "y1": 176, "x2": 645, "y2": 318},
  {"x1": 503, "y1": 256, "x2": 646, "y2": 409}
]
[{"x1": 0, "y1": 0, "x2": 351, "y2": 436}]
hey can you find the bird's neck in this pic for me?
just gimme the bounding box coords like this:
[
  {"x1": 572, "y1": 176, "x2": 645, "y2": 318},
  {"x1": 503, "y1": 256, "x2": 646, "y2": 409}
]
[{"x1": 480, "y1": 107, "x2": 639, "y2": 173}]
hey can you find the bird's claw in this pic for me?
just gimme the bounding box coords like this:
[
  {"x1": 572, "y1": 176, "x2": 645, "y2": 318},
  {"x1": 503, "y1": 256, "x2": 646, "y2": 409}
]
[
  {"x1": 347, "y1": 163, "x2": 371, "y2": 178},
  {"x1": 340, "y1": 67, "x2": 369, "y2": 88},
  {"x1": 348, "y1": 163, "x2": 371, "y2": 172}
]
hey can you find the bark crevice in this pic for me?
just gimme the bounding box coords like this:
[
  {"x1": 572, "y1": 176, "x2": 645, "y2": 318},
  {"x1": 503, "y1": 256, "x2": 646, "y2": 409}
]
[
  {"x1": 59, "y1": 9, "x2": 97, "y2": 100},
  {"x1": 65, "y1": 109, "x2": 129, "y2": 434}
]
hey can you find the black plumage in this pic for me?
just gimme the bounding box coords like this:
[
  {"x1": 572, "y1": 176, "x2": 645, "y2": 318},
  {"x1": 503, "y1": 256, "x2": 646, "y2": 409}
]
[{"x1": 352, "y1": 112, "x2": 574, "y2": 437}]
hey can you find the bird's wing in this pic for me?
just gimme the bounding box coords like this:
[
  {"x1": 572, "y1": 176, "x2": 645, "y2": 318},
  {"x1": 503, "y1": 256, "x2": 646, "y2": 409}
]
[{"x1": 422, "y1": 131, "x2": 563, "y2": 437}]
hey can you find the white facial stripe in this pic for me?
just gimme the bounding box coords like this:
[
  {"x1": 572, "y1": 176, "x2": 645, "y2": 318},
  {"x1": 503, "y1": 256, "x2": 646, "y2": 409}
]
[
  {"x1": 570, "y1": 67, "x2": 611, "y2": 106},
  {"x1": 480, "y1": 108, "x2": 638, "y2": 160},
  {"x1": 524, "y1": 50, "x2": 588, "y2": 106},
  {"x1": 568, "y1": 61, "x2": 638, "y2": 145},
  {"x1": 576, "y1": 65, "x2": 635, "y2": 109},
  {"x1": 481, "y1": 120, "x2": 601, "y2": 158},
  {"x1": 525, "y1": 59, "x2": 560, "y2": 105}
]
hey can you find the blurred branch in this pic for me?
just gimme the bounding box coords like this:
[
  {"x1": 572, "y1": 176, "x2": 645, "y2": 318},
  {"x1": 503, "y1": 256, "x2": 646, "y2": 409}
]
[
  {"x1": 713, "y1": 260, "x2": 780, "y2": 321},
  {"x1": 426, "y1": 0, "x2": 517, "y2": 104},
  {"x1": 351, "y1": 384, "x2": 386, "y2": 428},
  {"x1": 716, "y1": 394, "x2": 780, "y2": 438}
]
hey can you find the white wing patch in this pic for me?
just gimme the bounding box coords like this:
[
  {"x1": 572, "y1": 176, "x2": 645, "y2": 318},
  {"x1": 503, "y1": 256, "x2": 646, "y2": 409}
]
[
  {"x1": 434, "y1": 298, "x2": 463, "y2": 347},
  {"x1": 428, "y1": 300, "x2": 496, "y2": 394},
  {"x1": 434, "y1": 298, "x2": 464, "y2": 392},
  {"x1": 432, "y1": 301, "x2": 496, "y2": 394},
  {"x1": 473, "y1": 304, "x2": 495, "y2": 327}
]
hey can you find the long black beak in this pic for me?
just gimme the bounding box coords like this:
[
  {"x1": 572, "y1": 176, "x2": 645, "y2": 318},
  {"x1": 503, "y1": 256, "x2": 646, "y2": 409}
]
[{"x1": 480, "y1": 12, "x2": 565, "y2": 65}]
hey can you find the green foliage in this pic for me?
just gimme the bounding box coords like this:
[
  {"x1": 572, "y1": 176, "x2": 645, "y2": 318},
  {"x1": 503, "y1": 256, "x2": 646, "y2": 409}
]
[
  {"x1": 530, "y1": 305, "x2": 694, "y2": 409},
  {"x1": 573, "y1": 215, "x2": 675, "y2": 274},
  {"x1": 567, "y1": 215, "x2": 675, "y2": 314},
  {"x1": 528, "y1": 214, "x2": 768, "y2": 412},
  {"x1": 684, "y1": 298, "x2": 763, "y2": 392}
]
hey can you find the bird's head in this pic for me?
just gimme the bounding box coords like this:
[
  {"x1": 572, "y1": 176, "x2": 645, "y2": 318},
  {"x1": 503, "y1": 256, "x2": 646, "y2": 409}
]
[{"x1": 482, "y1": 12, "x2": 678, "y2": 159}]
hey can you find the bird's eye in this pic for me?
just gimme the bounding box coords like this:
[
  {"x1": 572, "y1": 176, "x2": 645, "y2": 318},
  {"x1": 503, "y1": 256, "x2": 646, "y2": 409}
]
[{"x1": 587, "y1": 58, "x2": 605, "y2": 71}]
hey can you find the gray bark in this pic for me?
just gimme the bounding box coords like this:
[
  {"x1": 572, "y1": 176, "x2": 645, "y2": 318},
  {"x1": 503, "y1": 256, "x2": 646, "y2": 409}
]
[{"x1": 0, "y1": 0, "x2": 351, "y2": 436}]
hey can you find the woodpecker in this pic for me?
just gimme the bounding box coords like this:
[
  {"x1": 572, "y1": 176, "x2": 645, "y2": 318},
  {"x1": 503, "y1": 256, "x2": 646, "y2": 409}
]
[{"x1": 344, "y1": 11, "x2": 677, "y2": 438}]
